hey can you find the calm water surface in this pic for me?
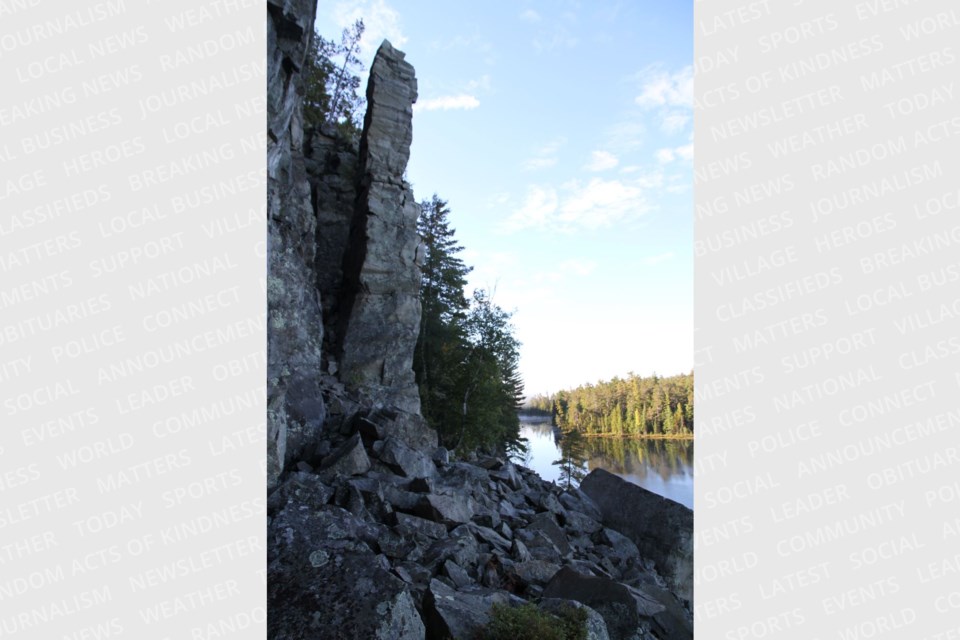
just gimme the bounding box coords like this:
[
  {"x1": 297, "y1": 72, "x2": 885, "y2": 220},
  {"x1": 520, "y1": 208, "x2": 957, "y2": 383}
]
[{"x1": 516, "y1": 417, "x2": 693, "y2": 509}]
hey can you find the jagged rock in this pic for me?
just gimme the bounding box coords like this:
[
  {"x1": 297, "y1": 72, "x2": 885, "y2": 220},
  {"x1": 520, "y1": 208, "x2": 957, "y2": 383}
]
[
  {"x1": 466, "y1": 523, "x2": 511, "y2": 553},
  {"x1": 560, "y1": 488, "x2": 603, "y2": 521},
  {"x1": 522, "y1": 531, "x2": 562, "y2": 564},
  {"x1": 432, "y1": 447, "x2": 450, "y2": 465},
  {"x1": 383, "y1": 484, "x2": 423, "y2": 512},
  {"x1": 539, "y1": 598, "x2": 611, "y2": 640},
  {"x1": 537, "y1": 490, "x2": 566, "y2": 517},
  {"x1": 597, "y1": 527, "x2": 641, "y2": 567},
  {"x1": 542, "y1": 567, "x2": 666, "y2": 640},
  {"x1": 376, "y1": 436, "x2": 437, "y2": 478},
  {"x1": 416, "y1": 493, "x2": 475, "y2": 525},
  {"x1": 513, "y1": 560, "x2": 561, "y2": 584},
  {"x1": 394, "y1": 512, "x2": 448, "y2": 539},
  {"x1": 423, "y1": 579, "x2": 515, "y2": 640},
  {"x1": 473, "y1": 511, "x2": 501, "y2": 530},
  {"x1": 444, "y1": 560, "x2": 474, "y2": 589},
  {"x1": 565, "y1": 510, "x2": 602, "y2": 535},
  {"x1": 511, "y1": 538, "x2": 532, "y2": 563},
  {"x1": 267, "y1": 471, "x2": 333, "y2": 515},
  {"x1": 337, "y1": 40, "x2": 422, "y2": 414},
  {"x1": 489, "y1": 461, "x2": 523, "y2": 491},
  {"x1": 525, "y1": 512, "x2": 572, "y2": 557},
  {"x1": 424, "y1": 529, "x2": 479, "y2": 571},
  {"x1": 359, "y1": 408, "x2": 439, "y2": 452},
  {"x1": 318, "y1": 432, "x2": 370, "y2": 478},
  {"x1": 269, "y1": 497, "x2": 424, "y2": 639},
  {"x1": 581, "y1": 469, "x2": 693, "y2": 606}
]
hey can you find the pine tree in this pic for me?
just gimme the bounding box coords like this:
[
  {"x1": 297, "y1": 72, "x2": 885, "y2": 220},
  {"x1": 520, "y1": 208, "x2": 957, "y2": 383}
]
[{"x1": 414, "y1": 195, "x2": 472, "y2": 441}]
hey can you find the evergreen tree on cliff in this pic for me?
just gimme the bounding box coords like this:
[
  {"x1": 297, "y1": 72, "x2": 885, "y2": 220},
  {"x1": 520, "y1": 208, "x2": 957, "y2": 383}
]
[
  {"x1": 415, "y1": 195, "x2": 471, "y2": 433},
  {"x1": 414, "y1": 197, "x2": 524, "y2": 456}
]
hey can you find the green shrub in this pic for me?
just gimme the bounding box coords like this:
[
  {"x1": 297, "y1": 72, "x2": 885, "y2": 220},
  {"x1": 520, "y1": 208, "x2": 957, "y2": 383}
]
[{"x1": 475, "y1": 602, "x2": 587, "y2": 640}]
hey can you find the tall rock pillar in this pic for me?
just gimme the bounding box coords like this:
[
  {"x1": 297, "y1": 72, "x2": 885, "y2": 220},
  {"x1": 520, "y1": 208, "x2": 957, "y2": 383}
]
[{"x1": 337, "y1": 40, "x2": 422, "y2": 414}]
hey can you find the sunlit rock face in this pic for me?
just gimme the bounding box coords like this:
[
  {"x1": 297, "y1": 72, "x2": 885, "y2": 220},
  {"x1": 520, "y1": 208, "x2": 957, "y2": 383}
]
[
  {"x1": 267, "y1": 3, "x2": 428, "y2": 490},
  {"x1": 336, "y1": 40, "x2": 423, "y2": 415}
]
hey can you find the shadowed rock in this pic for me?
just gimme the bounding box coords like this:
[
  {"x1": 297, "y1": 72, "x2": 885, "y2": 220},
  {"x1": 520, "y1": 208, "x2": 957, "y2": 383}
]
[{"x1": 580, "y1": 469, "x2": 693, "y2": 606}]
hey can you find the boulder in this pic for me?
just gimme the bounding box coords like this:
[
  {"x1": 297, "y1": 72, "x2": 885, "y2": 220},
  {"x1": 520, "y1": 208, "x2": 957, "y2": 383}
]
[
  {"x1": 268, "y1": 500, "x2": 424, "y2": 639},
  {"x1": 424, "y1": 529, "x2": 480, "y2": 571},
  {"x1": 375, "y1": 436, "x2": 436, "y2": 478},
  {"x1": 423, "y1": 579, "x2": 516, "y2": 640},
  {"x1": 416, "y1": 493, "x2": 475, "y2": 526},
  {"x1": 359, "y1": 407, "x2": 439, "y2": 452},
  {"x1": 318, "y1": 432, "x2": 370, "y2": 478},
  {"x1": 394, "y1": 512, "x2": 448, "y2": 540},
  {"x1": 542, "y1": 567, "x2": 666, "y2": 640},
  {"x1": 581, "y1": 469, "x2": 693, "y2": 605},
  {"x1": 513, "y1": 559, "x2": 561, "y2": 584},
  {"x1": 525, "y1": 512, "x2": 572, "y2": 558}
]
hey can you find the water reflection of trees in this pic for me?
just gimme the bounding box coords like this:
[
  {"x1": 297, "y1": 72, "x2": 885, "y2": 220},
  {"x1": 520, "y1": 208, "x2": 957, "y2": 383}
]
[{"x1": 585, "y1": 438, "x2": 693, "y2": 483}]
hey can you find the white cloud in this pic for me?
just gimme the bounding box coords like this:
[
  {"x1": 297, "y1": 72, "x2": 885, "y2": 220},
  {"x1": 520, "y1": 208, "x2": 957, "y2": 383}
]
[
  {"x1": 503, "y1": 185, "x2": 559, "y2": 231},
  {"x1": 522, "y1": 137, "x2": 566, "y2": 171},
  {"x1": 519, "y1": 9, "x2": 541, "y2": 22},
  {"x1": 661, "y1": 111, "x2": 690, "y2": 134},
  {"x1": 656, "y1": 142, "x2": 693, "y2": 164},
  {"x1": 332, "y1": 0, "x2": 407, "y2": 64},
  {"x1": 656, "y1": 149, "x2": 675, "y2": 164},
  {"x1": 584, "y1": 150, "x2": 619, "y2": 172},
  {"x1": 415, "y1": 94, "x2": 480, "y2": 111},
  {"x1": 634, "y1": 65, "x2": 693, "y2": 135},
  {"x1": 503, "y1": 173, "x2": 662, "y2": 232},
  {"x1": 559, "y1": 178, "x2": 645, "y2": 228},
  {"x1": 635, "y1": 66, "x2": 693, "y2": 109}
]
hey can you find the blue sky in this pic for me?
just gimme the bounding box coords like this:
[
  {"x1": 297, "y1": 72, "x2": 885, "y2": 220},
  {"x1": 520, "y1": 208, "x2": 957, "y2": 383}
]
[{"x1": 317, "y1": 0, "x2": 693, "y2": 398}]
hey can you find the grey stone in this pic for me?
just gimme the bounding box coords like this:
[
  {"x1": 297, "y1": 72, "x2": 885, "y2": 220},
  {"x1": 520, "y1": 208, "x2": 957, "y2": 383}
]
[
  {"x1": 359, "y1": 408, "x2": 439, "y2": 452},
  {"x1": 526, "y1": 512, "x2": 572, "y2": 558},
  {"x1": 513, "y1": 560, "x2": 561, "y2": 584},
  {"x1": 559, "y1": 488, "x2": 603, "y2": 521},
  {"x1": 394, "y1": 512, "x2": 448, "y2": 539},
  {"x1": 318, "y1": 432, "x2": 370, "y2": 478},
  {"x1": 581, "y1": 469, "x2": 693, "y2": 606},
  {"x1": 266, "y1": 0, "x2": 326, "y2": 491},
  {"x1": 423, "y1": 579, "x2": 515, "y2": 640},
  {"x1": 543, "y1": 567, "x2": 667, "y2": 640},
  {"x1": 444, "y1": 560, "x2": 474, "y2": 589},
  {"x1": 424, "y1": 530, "x2": 479, "y2": 571},
  {"x1": 416, "y1": 493, "x2": 475, "y2": 525},
  {"x1": 376, "y1": 436, "x2": 436, "y2": 478},
  {"x1": 565, "y1": 510, "x2": 603, "y2": 535}
]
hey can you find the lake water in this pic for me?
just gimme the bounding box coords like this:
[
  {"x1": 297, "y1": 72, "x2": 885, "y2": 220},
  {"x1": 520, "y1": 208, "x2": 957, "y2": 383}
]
[{"x1": 515, "y1": 417, "x2": 694, "y2": 509}]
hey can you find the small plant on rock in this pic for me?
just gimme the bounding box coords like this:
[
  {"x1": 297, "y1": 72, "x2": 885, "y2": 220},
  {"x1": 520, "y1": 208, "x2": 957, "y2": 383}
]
[{"x1": 475, "y1": 602, "x2": 587, "y2": 640}]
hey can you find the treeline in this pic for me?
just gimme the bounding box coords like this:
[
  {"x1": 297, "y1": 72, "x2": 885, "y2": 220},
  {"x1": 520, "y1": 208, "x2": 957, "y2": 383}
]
[{"x1": 529, "y1": 372, "x2": 694, "y2": 438}]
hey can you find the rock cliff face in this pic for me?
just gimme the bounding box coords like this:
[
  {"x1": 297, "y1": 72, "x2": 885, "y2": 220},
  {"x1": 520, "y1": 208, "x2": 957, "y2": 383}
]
[
  {"x1": 266, "y1": 0, "x2": 325, "y2": 490},
  {"x1": 266, "y1": 2, "x2": 692, "y2": 637},
  {"x1": 267, "y1": 2, "x2": 425, "y2": 489}
]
